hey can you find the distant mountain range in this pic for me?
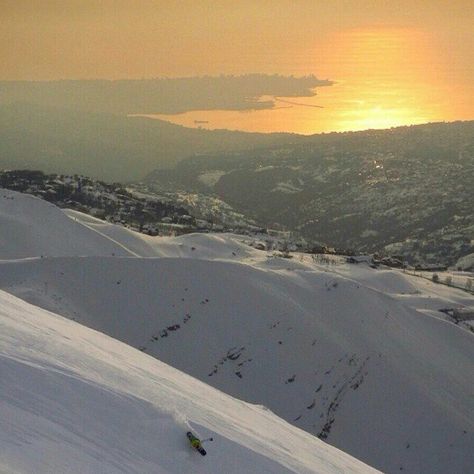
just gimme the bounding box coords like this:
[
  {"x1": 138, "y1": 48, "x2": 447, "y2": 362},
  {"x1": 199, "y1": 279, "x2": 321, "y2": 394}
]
[
  {"x1": 0, "y1": 75, "x2": 331, "y2": 115},
  {"x1": 147, "y1": 121, "x2": 474, "y2": 266},
  {"x1": 0, "y1": 102, "x2": 294, "y2": 181}
]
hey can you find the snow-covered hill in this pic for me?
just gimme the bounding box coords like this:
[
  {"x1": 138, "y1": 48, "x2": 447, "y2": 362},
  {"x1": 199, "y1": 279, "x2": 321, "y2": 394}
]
[
  {"x1": 1, "y1": 189, "x2": 473, "y2": 473},
  {"x1": 1, "y1": 290, "x2": 379, "y2": 473},
  {"x1": 0, "y1": 191, "x2": 133, "y2": 258}
]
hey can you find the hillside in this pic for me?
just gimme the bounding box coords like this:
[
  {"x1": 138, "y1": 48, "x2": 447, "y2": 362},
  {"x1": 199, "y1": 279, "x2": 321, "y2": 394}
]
[
  {"x1": 0, "y1": 289, "x2": 379, "y2": 474},
  {"x1": 0, "y1": 103, "x2": 295, "y2": 181},
  {"x1": 0, "y1": 188, "x2": 135, "y2": 258},
  {"x1": 147, "y1": 121, "x2": 474, "y2": 266},
  {"x1": 0, "y1": 170, "x2": 263, "y2": 236},
  {"x1": 0, "y1": 190, "x2": 473, "y2": 473}
]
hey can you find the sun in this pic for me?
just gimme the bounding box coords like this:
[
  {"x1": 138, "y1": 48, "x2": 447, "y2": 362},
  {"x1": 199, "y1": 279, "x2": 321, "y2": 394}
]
[{"x1": 310, "y1": 26, "x2": 444, "y2": 132}]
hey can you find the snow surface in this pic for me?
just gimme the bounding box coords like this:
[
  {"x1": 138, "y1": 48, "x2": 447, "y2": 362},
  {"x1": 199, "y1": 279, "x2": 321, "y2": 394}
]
[
  {"x1": 0, "y1": 290, "x2": 378, "y2": 474},
  {"x1": 1, "y1": 189, "x2": 474, "y2": 473},
  {"x1": 0, "y1": 192, "x2": 133, "y2": 258}
]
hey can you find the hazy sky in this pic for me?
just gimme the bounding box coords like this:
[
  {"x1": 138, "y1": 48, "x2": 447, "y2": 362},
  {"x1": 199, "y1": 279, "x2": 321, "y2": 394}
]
[
  {"x1": 1, "y1": 0, "x2": 472, "y2": 80},
  {"x1": 1, "y1": 0, "x2": 473, "y2": 132}
]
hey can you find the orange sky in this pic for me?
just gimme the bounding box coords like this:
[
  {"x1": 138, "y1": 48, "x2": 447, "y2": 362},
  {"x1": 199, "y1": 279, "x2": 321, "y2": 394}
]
[{"x1": 1, "y1": 0, "x2": 473, "y2": 133}]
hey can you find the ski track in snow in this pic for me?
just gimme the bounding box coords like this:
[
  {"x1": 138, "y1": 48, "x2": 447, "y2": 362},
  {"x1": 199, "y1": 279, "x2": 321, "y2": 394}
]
[{"x1": 66, "y1": 212, "x2": 141, "y2": 257}]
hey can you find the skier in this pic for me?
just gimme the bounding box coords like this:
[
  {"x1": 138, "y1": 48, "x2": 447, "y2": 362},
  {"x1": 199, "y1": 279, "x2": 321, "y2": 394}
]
[{"x1": 186, "y1": 431, "x2": 210, "y2": 456}]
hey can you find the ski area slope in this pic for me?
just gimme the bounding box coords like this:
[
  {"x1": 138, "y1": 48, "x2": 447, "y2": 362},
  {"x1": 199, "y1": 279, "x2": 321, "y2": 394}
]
[
  {"x1": 1, "y1": 256, "x2": 474, "y2": 473},
  {"x1": 1, "y1": 190, "x2": 474, "y2": 473},
  {"x1": 0, "y1": 290, "x2": 379, "y2": 474},
  {"x1": 0, "y1": 189, "x2": 256, "y2": 260},
  {"x1": 64, "y1": 209, "x2": 258, "y2": 260},
  {"x1": 0, "y1": 191, "x2": 134, "y2": 258}
]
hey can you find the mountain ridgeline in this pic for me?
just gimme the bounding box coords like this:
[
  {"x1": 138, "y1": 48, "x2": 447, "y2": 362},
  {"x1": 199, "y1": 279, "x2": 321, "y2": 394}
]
[
  {"x1": 147, "y1": 121, "x2": 474, "y2": 266},
  {"x1": 0, "y1": 102, "x2": 294, "y2": 181}
]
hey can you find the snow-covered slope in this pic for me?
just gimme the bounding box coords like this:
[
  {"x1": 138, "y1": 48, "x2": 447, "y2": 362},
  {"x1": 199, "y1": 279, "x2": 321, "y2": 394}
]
[
  {"x1": 0, "y1": 290, "x2": 378, "y2": 474},
  {"x1": 2, "y1": 253, "x2": 474, "y2": 473},
  {"x1": 0, "y1": 190, "x2": 255, "y2": 260},
  {"x1": 0, "y1": 191, "x2": 133, "y2": 258},
  {"x1": 63, "y1": 209, "x2": 257, "y2": 259},
  {"x1": 1, "y1": 190, "x2": 473, "y2": 473}
]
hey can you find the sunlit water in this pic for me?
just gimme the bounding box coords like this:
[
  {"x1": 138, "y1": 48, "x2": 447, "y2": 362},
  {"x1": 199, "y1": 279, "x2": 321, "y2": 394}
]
[{"x1": 141, "y1": 27, "x2": 473, "y2": 134}]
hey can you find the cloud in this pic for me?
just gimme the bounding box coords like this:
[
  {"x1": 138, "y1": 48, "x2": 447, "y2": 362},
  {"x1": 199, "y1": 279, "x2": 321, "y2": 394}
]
[{"x1": 0, "y1": 75, "x2": 333, "y2": 115}]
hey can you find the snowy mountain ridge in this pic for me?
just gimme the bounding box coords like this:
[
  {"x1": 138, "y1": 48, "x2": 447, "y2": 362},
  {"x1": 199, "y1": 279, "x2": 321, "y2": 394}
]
[{"x1": 1, "y1": 188, "x2": 473, "y2": 473}]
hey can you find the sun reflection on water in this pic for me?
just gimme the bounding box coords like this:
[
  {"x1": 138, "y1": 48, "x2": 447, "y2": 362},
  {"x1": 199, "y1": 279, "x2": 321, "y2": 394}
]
[{"x1": 147, "y1": 27, "x2": 471, "y2": 134}]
